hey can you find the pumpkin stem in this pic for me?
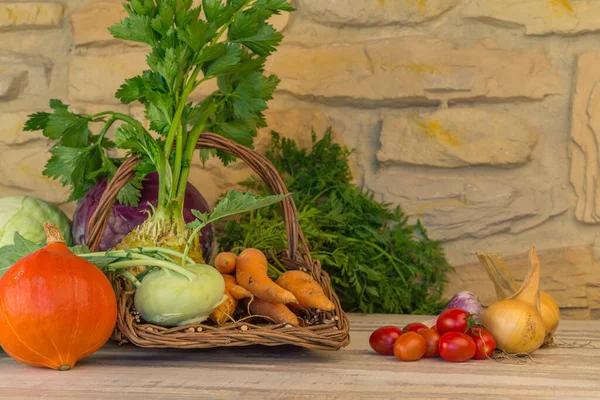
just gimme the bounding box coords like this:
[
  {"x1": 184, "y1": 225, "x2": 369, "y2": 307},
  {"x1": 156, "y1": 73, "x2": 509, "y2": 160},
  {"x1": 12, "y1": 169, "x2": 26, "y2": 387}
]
[{"x1": 43, "y1": 222, "x2": 66, "y2": 245}]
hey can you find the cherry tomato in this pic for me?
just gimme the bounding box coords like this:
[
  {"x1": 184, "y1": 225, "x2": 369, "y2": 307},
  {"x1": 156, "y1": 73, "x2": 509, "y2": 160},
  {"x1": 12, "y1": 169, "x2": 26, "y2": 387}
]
[
  {"x1": 402, "y1": 322, "x2": 428, "y2": 334},
  {"x1": 439, "y1": 332, "x2": 476, "y2": 362},
  {"x1": 393, "y1": 332, "x2": 427, "y2": 362},
  {"x1": 418, "y1": 328, "x2": 441, "y2": 358},
  {"x1": 468, "y1": 327, "x2": 497, "y2": 360},
  {"x1": 369, "y1": 326, "x2": 403, "y2": 355},
  {"x1": 436, "y1": 308, "x2": 471, "y2": 334}
]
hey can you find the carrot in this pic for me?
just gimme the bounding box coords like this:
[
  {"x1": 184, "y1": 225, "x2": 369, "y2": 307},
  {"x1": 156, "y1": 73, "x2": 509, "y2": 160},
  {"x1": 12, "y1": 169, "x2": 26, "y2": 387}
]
[
  {"x1": 215, "y1": 252, "x2": 237, "y2": 274},
  {"x1": 210, "y1": 275, "x2": 252, "y2": 325},
  {"x1": 230, "y1": 284, "x2": 253, "y2": 301},
  {"x1": 236, "y1": 248, "x2": 298, "y2": 304},
  {"x1": 247, "y1": 298, "x2": 299, "y2": 325},
  {"x1": 275, "y1": 270, "x2": 336, "y2": 311}
]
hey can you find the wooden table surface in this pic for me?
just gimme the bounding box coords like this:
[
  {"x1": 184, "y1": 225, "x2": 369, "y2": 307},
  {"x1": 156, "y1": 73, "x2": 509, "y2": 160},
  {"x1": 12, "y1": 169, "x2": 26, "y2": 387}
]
[{"x1": 1, "y1": 313, "x2": 599, "y2": 400}]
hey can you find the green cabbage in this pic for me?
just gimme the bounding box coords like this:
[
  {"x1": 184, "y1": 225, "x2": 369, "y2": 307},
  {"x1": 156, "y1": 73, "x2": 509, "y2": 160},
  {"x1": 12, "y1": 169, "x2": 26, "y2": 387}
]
[{"x1": 0, "y1": 196, "x2": 72, "y2": 247}]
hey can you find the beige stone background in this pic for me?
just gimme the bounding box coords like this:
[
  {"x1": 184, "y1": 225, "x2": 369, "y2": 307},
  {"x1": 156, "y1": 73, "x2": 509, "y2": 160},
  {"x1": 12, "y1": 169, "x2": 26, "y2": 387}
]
[{"x1": 2, "y1": 0, "x2": 600, "y2": 318}]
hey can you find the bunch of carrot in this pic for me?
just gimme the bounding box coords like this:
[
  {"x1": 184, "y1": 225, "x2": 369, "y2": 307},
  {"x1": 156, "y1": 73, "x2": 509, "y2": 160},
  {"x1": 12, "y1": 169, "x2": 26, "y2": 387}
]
[{"x1": 209, "y1": 248, "x2": 336, "y2": 326}]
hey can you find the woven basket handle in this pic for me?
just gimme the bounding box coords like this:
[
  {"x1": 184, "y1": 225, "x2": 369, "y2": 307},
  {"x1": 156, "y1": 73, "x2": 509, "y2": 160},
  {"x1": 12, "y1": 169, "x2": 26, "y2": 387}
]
[{"x1": 86, "y1": 132, "x2": 313, "y2": 266}]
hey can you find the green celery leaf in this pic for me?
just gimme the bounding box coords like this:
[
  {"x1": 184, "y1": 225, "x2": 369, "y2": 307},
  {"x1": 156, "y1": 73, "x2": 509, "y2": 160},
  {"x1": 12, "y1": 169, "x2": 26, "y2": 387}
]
[
  {"x1": 24, "y1": 112, "x2": 50, "y2": 131},
  {"x1": 216, "y1": 121, "x2": 255, "y2": 147},
  {"x1": 44, "y1": 109, "x2": 91, "y2": 147},
  {"x1": 115, "y1": 123, "x2": 164, "y2": 170},
  {"x1": 192, "y1": 43, "x2": 226, "y2": 66},
  {"x1": 234, "y1": 24, "x2": 282, "y2": 57},
  {"x1": 49, "y1": 99, "x2": 69, "y2": 112},
  {"x1": 230, "y1": 72, "x2": 278, "y2": 120},
  {"x1": 187, "y1": 190, "x2": 289, "y2": 229},
  {"x1": 203, "y1": 0, "x2": 234, "y2": 25},
  {"x1": 116, "y1": 75, "x2": 148, "y2": 104},
  {"x1": 175, "y1": 2, "x2": 201, "y2": 28},
  {"x1": 44, "y1": 145, "x2": 102, "y2": 201},
  {"x1": 86, "y1": 157, "x2": 118, "y2": 181},
  {"x1": 204, "y1": 44, "x2": 243, "y2": 77},
  {"x1": 150, "y1": 0, "x2": 175, "y2": 36},
  {"x1": 228, "y1": 9, "x2": 261, "y2": 42},
  {"x1": 116, "y1": 174, "x2": 144, "y2": 206},
  {"x1": 178, "y1": 18, "x2": 209, "y2": 52},
  {"x1": 109, "y1": 14, "x2": 157, "y2": 45},
  {"x1": 129, "y1": 0, "x2": 157, "y2": 16},
  {"x1": 256, "y1": 0, "x2": 295, "y2": 12}
]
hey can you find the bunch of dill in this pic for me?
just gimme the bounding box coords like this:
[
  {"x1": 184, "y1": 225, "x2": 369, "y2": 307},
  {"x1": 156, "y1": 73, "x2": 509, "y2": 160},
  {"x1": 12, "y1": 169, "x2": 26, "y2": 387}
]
[{"x1": 217, "y1": 129, "x2": 453, "y2": 314}]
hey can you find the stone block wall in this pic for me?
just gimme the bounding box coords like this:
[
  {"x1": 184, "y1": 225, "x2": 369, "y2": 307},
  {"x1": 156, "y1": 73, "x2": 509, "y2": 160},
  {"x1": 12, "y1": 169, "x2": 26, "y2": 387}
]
[{"x1": 2, "y1": 0, "x2": 600, "y2": 318}]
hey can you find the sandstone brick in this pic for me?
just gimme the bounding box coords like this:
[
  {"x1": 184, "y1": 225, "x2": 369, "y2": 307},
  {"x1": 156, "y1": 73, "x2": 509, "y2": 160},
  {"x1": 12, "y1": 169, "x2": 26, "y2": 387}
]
[
  {"x1": 465, "y1": 0, "x2": 600, "y2": 35},
  {"x1": 68, "y1": 53, "x2": 146, "y2": 104},
  {"x1": 377, "y1": 109, "x2": 538, "y2": 168},
  {"x1": 0, "y1": 51, "x2": 52, "y2": 100},
  {"x1": 300, "y1": 0, "x2": 458, "y2": 27},
  {"x1": 69, "y1": 0, "x2": 134, "y2": 47},
  {"x1": 445, "y1": 246, "x2": 600, "y2": 315},
  {"x1": 0, "y1": 2, "x2": 64, "y2": 30},
  {"x1": 0, "y1": 112, "x2": 43, "y2": 145},
  {"x1": 0, "y1": 70, "x2": 27, "y2": 100},
  {"x1": 569, "y1": 52, "x2": 600, "y2": 224},
  {"x1": 0, "y1": 143, "x2": 70, "y2": 204},
  {"x1": 269, "y1": 38, "x2": 561, "y2": 106},
  {"x1": 365, "y1": 172, "x2": 568, "y2": 242}
]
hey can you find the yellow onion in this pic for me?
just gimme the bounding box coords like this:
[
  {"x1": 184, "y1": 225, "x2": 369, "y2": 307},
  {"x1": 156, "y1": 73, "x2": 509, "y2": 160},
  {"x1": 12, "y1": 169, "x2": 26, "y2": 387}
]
[
  {"x1": 481, "y1": 248, "x2": 547, "y2": 354},
  {"x1": 540, "y1": 291, "x2": 560, "y2": 342},
  {"x1": 477, "y1": 250, "x2": 560, "y2": 345}
]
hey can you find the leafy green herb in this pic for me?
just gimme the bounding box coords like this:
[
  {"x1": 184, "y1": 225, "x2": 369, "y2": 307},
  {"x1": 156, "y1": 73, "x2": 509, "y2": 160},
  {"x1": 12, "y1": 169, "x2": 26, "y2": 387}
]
[
  {"x1": 188, "y1": 190, "x2": 288, "y2": 229},
  {"x1": 184, "y1": 189, "x2": 288, "y2": 264},
  {"x1": 24, "y1": 0, "x2": 294, "y2": 230},
  {"x1": 217, "y1": 130, "x2": 453, "y2": 315}
]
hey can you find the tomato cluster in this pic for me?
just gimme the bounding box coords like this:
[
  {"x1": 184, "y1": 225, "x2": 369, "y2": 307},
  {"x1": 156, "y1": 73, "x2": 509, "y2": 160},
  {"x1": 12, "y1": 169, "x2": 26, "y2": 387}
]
[{"x1": 368, "y1": 308, "x2": 497, "y2": 363}]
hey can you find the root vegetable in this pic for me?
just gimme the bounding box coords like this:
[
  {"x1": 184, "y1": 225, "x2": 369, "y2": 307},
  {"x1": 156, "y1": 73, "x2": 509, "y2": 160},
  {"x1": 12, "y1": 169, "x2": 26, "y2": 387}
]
[
  {"x1": 236, "y1": 248, "x2": 298, "y2": 304},
  {"x1": 275, "y1": 270, "x2": 335, "y2": 311},
  {"x1": 210, "y1": 275, "x2": 252, "y2": 325},
  {"x1": 215, "y1": 252, "x2": 237, "y2": 274},
  {"x1": 477, "y1": 250, "x2": 560, "y2": 345},
  {"x1": 247, "y1": 298, "x2": 299, "y2": 325},
  {"x1": 482, "y1": 247, "x2": 546, "y2": 354}
]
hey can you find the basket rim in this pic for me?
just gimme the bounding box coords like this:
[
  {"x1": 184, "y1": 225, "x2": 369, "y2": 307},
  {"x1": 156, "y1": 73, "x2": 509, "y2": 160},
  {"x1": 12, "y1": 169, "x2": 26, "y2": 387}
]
[{"x1": 85, "y1": 132, "x2": 351, "y2": 350}]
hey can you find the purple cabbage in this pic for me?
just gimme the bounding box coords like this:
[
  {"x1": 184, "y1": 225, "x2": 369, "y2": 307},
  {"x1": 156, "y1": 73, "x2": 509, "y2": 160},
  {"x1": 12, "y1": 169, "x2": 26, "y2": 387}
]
[{"x1": 72, "y1": 172, "x2": 214, "y2": 261}]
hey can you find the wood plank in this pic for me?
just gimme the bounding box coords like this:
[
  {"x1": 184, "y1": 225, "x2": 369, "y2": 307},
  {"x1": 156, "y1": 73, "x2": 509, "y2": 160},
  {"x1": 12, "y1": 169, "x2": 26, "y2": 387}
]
[{"x1": 1, "y1": 314, "x2": 599, "y2": 400}]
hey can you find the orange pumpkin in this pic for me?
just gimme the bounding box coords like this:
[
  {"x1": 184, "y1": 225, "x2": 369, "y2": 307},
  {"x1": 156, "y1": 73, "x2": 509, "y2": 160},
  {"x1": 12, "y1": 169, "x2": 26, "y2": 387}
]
[{"x1": 0, "y1": 223, "x2": 117, "y2": 370}]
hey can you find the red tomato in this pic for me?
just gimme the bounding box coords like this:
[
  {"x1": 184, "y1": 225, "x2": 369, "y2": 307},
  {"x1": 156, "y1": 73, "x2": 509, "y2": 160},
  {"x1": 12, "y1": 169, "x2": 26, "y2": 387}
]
[
  {"x1": 439, "y1": 332, "x2": 476, "y2": 362},
  {"x1": 468, "y1": 327, "x2": 497, "y2": 360},
  {"x1": 418, "y1": 328, "x2": 441, "y2": 358},
  {"x1": 402, "y1": 322, "x2": 428, "y2": 334},
  {"x1": 369, "y1": 326, "x2": 403, "y2": 355},
  {"x1": 394, "y1": 332, "x2": 427, "y2": 362},
  {"x1": 436, "y1": 308, "x2": 471, "y2": 334}
]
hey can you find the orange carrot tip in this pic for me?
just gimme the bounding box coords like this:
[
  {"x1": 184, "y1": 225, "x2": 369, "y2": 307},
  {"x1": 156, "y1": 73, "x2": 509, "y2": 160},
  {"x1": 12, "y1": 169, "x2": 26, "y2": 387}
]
[{"x1": 215, "y1": 252, "x2": 237, "y2": 274}]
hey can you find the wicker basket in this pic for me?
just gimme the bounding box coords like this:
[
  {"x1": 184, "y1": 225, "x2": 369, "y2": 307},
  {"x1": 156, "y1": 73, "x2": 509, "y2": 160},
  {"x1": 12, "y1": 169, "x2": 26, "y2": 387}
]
[{"x1": 85, "y1": 133, "x2": 351, "y2": 351}]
